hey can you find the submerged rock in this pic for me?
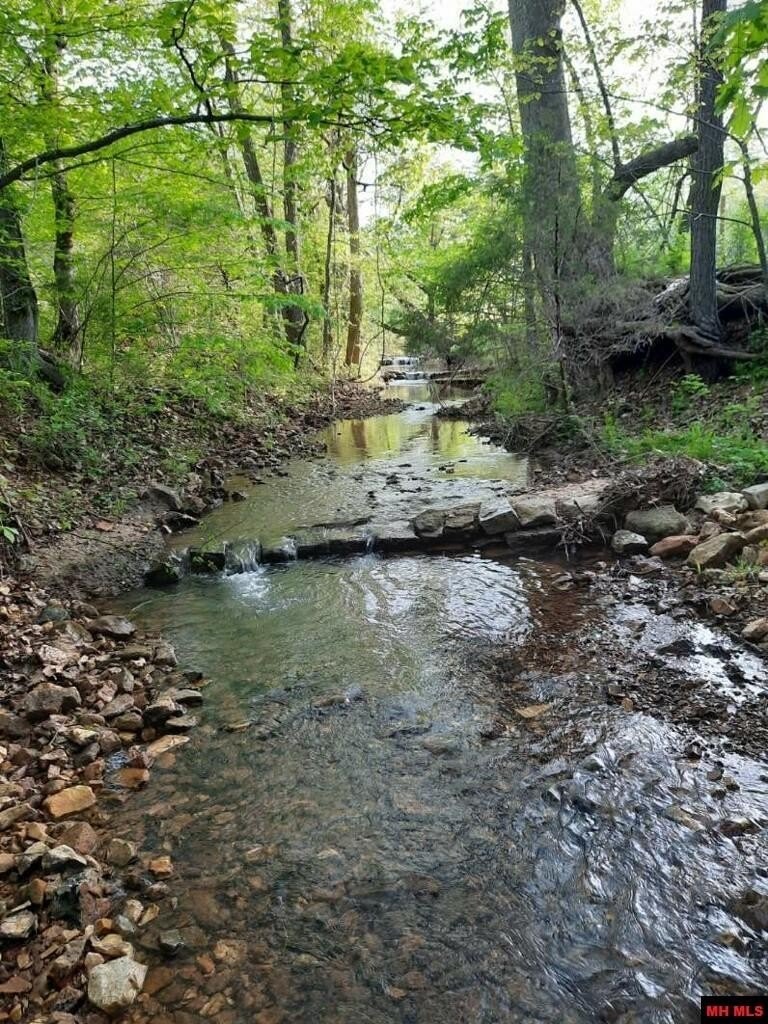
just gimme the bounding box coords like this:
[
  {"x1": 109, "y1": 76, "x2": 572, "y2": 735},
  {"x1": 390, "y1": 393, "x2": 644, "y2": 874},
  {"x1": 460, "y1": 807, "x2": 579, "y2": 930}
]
[{"x1": 87, "y1": 955, "x2": 147, "y2": 1015}]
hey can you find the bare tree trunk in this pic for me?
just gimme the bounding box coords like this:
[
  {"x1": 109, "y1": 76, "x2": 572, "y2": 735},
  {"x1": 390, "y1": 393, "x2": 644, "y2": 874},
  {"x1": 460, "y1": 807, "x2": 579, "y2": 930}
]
[
  {"x1": 277, "y1": 0, "x2": 307, "y2": 363},
  {"x1": 322, "y1": 173, "x2": 337, "y2": 365},
  {"x1": 344, "y1": 149, "x2": 362, "y2": 368},
  {"x1": 0, "y1": 139, "x2": 39, "y2": 356},
  {"x1": 50, "y1": 163, "x2": 81, "y2": 362},
  {"x1": 689, "y1": 0, "x2": 727, "y2": 342}
]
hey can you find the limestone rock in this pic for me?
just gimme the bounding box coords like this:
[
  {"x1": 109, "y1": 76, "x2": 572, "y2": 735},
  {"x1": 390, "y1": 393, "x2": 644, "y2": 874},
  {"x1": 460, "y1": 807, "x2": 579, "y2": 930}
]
[
  {"x1": 624, "y1": 506, "x2": 690, "y2": 540},
  {"x1": 411, "y1": 508, "x2": 445, "y2": 539},
  {"x1": 0, "y1": 910, "x2": 36, "y2": 941},
  {"x1": 742, "y1": 483, "x2": 768, "y2": 510},
  {"x1": 686, "y1": 533, "x2": 744, "y2": 571},
  {"x1": 512, "y1": 497, "x2": 557, "y2": 529},
  {"x1": 611, "y1": 530, "x2": 648, "y2": 555},
  {"x1": 443, "y1": 503, "x2": 480, "y2": 535},
  {"x1": 59, "y1": 821, "x2": 99, "y2": 855},
  {"x1": 89, "y1": 616, "x2": 136, "y2": 639},
  {"x1": 695, "y1": 492, "x2": 749, "y2": 515},
  {"x1": 87, "y1": 955, "x2": 147, "y2": 1015},
  {"x1": 42, "y1": 845, "x2": 88, "y2": 873},
  {"x1": 43, "y1": 785, "x2": 96, "y2": 820},
  {"x1": 479, "y1": 500, "x2": 519, "y2": 536}
]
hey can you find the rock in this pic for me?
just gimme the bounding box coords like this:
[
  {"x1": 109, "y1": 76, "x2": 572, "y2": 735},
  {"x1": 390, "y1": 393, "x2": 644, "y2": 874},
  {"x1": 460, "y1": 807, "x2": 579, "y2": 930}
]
[
  {"x1": 649, "y1": 534, "x2": 699, "y2": 559},
  {"x1": 101, "y1": 694, "x2": 134, "y2": 719},
  {"x1": 189, "y1": 549, "x2": 227, "y2": 574},
  {"x1": 479, "y1": 500, "x2": 519, "y2": 535},
  {"x1": 87, "y1": 955, "x2": 147, "y2": 1015},
  {"x1": 664, "y1": 804, "x2": 705, "y2": 831},
  {"x1": 0, "y1": 711, "x2": 30, "y2": 739},
  {"x1": 143, "y1": 696, "x2": 183, "y2": 729},
  {"x1": 557, "y1": 492, "x2": 603, "y2": 521},
  {"x1": 89, "y1": 616, "x2": 136, "y2": 639},
  {"x1": 687, "y1": 533, "x2": 745, "y2": 570},
  {"x1": 709, "y1": 597, "x2": 737, "y2": 616},
  {"x1": 742, "y1": 618, "x2": 768, "y2": 642},
  {"x1": 743, "y1": 483, "x2": 768, "y2": 510},
  {"x1": 91, "y1": 933, "x2": 134, "y2": 958},
  {"x1": 106, "y1": 839, "x2": 138, "y2": 867},
  {"x1": 58, "y1": 822, "x2": 99, "y2": 855},
  {"x1": 158, "y1": 929, "x2": 184, "y2": 956},
  {"x1": 224, "y1": 540, "x2": 262, "y2": 573},
  {"x1": 146, "y1": 735, "x2": 190, "y2": 759},
  {"x1": 153, "y1": 641, "x2": 177, "y2": 666},
  {"x1": 611, "y1": 530, "x2": 648, "y2": 555},
  {"x1": 37, "y1": 603, "x2": 70, "y2": 624},
  {"x1": 22, "y1": 682, "x2": 81, "y2": 722},
  {"x1": 695, "y1": 491, "x2": 749, "y2": 515},
  {"x1": 624, "y1": 506, "x2": 690, "y2": 540},
  {"x1": 0, "y1": 910, "x2": 36, "y2": 941},
  {"x1": 744, "y1": 523, "x2": 768, "y2": 545},
  {"x1": 0, "y1": 853, "x2": 15, "y2": 874},
  {"x1": 0, "y1": 803, "x2": 33, "y2": 833},
  {"x1": 42, "y1": 845, "x2": 88, "y2": 873},
  {"x1": 148, "y1": 856, "x2": 173, "y2": 877},
  {"x1": 16, "y1": 841, "x2": 48, "y2": 874},
  {"x1": 44, "y1": 785, "x2": 96, "y2": 819},
  {"x1": 142, "y1": 483, "x2": 183, "y2": 511},
  {"x1": 512, "y1": 497, "x2": 557, "y2": 529},
  {"x1": 373, "y1": 521, "x2": 422, "y2": 553},
  {"x1": 261, "y1": 538, "x2": 298, "y2": 563},
  {"x1": 67, "y1": 726, "x2": 100, "y2": 748},
  {"x1": 165, "y1": 688, "x2": 203, "y2": 706},
  {"x1": 443, "y1": 503, "x2": 480, "y2": 535},
  {"x1": 144, "y1": 561, "x2": 183, "y2": 587},
  {"x1": 411, "y1": 508, "x2": 445, "y2": 539},
  {"x1": 114, "y1": 767, "x2": 150, "y2": 789}
]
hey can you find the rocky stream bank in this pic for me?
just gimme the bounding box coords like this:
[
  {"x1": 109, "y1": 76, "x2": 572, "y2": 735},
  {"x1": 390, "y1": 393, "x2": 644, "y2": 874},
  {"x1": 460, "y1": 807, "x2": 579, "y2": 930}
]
[{"x1": 1, "y1": 384, "x2": 768, "y2": 1022}]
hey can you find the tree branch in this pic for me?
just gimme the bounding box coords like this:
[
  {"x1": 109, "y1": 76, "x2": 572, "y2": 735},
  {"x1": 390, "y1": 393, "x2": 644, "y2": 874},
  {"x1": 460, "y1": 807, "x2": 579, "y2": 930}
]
[
  {"x1": 0, "y1": 111, "x2": 359, "y2": 191},
  {"x1": 604, "y1": 135, "x2": 699, "y2": 202}
]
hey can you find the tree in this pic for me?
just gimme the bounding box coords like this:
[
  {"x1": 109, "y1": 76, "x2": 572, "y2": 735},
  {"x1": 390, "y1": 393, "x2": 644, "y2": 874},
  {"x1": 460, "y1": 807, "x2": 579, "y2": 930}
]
[{"x1": 344, "y1": 148, "x2": 362, "y2": 367}]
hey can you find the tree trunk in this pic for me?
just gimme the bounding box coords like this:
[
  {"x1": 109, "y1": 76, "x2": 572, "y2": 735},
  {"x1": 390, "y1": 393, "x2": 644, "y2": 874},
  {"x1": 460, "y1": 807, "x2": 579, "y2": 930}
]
[
  {"x1": 344, "y1": 149, "x2": 362, "y2": 368},
  {"x1": 277, "y1": 0, "x2": 307, "y2": 361},
  {"x1": 508, "y1": 0, "x2": 581, "y2": 292},
  {"x1": 689, "y1": 0, "x2": 727, "y2": 342},
  {"x1": 0, "y1": 139, "x2": 39, "y2": 357},
  {"x1": 322, "y1": 173, "x2": 337, "y2": 365},
  {"x1": 50, "y1": 163, "x2": 81, "y2": 363}
]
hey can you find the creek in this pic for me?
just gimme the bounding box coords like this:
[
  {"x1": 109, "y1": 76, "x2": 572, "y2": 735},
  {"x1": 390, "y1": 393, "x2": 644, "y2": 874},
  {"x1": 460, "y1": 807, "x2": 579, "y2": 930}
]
[{"x1": 113, "y1": 384, "x2": 768, "y2": 1024}]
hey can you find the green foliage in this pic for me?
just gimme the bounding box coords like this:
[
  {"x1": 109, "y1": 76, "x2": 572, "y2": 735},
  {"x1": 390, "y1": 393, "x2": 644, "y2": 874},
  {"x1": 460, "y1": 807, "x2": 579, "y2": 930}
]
[
  {"x1": 489, "y1": 371, "x2": 547, "y2": 417},
  {"x1": 670, "y1": 373, "x2": 711, "y2": 412}
]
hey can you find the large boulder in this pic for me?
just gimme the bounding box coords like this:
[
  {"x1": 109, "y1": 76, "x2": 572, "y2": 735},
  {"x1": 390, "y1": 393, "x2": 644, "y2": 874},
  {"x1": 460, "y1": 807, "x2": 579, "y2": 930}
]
[
  {"x1": 624, "y1": 506, "x2": 690, "y2": 540},
  {"x1": 87, "y1": 956, "x2": 147, "y2": 1015},
  {"x1": 695, "y1": 492, "x2": 749, "y2": 515},
  {"x1": 512, "y1": 497, "x2": 557, "y2": 529},
  {"x1": 687, "y1": 533, "x2": 744, "y2": 570},
  {"x1": 743, "y1": 483, "x2": 768, "y2": 510},
  {"x1": 479, "y1": 500, "x2": 519, "y2": 535}
]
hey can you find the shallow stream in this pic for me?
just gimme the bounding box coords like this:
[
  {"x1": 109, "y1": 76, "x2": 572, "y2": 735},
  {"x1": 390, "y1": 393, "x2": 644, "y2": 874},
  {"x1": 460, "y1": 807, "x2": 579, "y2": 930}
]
[{"x1": 114, "y1": 384, "x2": 768, "y2": 1023}]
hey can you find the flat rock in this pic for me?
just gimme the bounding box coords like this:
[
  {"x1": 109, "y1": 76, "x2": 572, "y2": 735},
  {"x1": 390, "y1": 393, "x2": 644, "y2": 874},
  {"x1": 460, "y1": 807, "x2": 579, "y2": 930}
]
[
  {"x1": 373, "y1": 521, "x2": 422, "y2": 552},
  {"x1": 0, "y1": 910, "x2": 36, "y2": 941},
  {"x1": 143, "y1": 482, "x2": 183, "y2": 511},
  {"x1": 625, "y1": 506, "x2": 690, "y2": 540},
  {"x1": 695, "y1": 491, "x2": 749, "y2": 515},
  {"x1": 87, "y1": 955, "x2": 147, "y2": 1015},
  {"x1": 22, "y1": 682, "x2": 81, "y2": 722},
  {"x1": 611, "y1": 530, "x2": 648, "y2": 555},
  {"x1": 512, "y1": 497, "x2": 557, "y2": 529},
  {"x1": 443, "y1": 503, "x2": 480, "y2": 535},
  {"x1": 59, "y1": 821, "x2": 99, "y2": 855},
  {"x1": 687, "y1": 533, "x2": 744, "y2": 570},
  {"x1": 649, "y1": 535, "x2": 699, "y2": 559},
  {"x1": 44, "y1": 785, "x2": 96, "y2": 819},
  {"x1": 411, "y1": 508, "x2": 445, "y2": 539},
  {"x1": 0, "y1": 803, "x2": 33, "y2": 833},
  {"x1": 146, "y1": 735, "x2": 190, "y2": 759},
  {"x1": 90, "y1": 616, "x2": 136, "y2": 639},
  {"x1": 479, "y1": 499, "x2": 519, "y2": 535},
  {"x1": 742, "y1": 482, "x2": 768, "y2": 510},
  {"x1": 261, "y1": 538, "x2": 298, "y2": 563}
]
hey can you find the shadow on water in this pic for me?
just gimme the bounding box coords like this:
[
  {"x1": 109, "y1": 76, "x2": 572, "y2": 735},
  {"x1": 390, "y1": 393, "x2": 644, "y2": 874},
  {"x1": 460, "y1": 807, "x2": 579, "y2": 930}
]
[{"x1": 111, "y1": 392, "x2": 768, "y2": 1024}]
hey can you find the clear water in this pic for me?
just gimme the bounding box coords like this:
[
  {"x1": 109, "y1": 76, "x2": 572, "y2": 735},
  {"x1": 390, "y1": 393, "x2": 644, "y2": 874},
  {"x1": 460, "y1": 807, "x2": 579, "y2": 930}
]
[{"x1": 111, "y1": 391, "x2": 768, "y2": 1024}]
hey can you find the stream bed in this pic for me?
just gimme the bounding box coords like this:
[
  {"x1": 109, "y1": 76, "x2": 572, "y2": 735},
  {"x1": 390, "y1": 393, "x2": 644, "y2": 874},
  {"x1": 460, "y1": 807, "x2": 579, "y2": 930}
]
[{"x1": 112, "y1": 385, "x2": 768, "y2": 1024}]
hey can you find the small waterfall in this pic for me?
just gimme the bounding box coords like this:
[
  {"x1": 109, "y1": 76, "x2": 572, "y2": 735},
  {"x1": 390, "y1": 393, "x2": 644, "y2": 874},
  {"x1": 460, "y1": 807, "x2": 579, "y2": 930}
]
[{"x1": 225, "y1": 539, "x2": 263, "y2": 575}]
